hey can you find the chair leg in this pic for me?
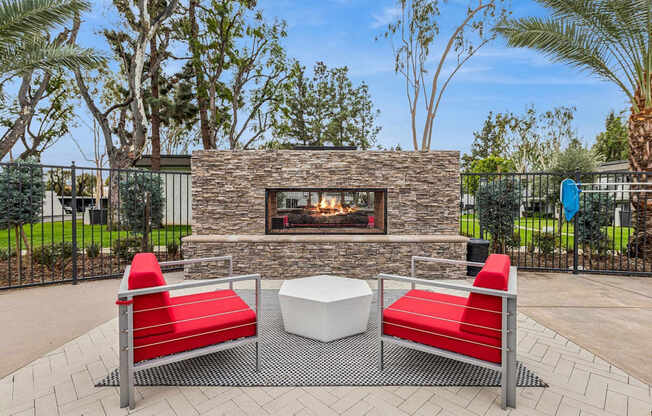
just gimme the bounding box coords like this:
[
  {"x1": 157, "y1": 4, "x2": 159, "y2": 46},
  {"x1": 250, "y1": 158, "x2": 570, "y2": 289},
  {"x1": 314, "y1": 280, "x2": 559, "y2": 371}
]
[{"x1": 255, "y1": 341, "x2": 260, "y2": 372}]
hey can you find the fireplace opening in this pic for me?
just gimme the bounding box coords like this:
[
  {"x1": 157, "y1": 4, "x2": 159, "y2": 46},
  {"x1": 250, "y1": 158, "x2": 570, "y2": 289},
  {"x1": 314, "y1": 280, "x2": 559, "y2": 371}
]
[{"x1": 266, "y1": 188, "x2": 387, "y2": 234}]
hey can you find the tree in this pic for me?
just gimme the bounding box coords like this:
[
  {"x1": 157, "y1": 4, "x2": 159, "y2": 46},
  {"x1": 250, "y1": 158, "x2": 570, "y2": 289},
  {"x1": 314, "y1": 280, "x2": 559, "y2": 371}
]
[
  {"x1": 495, "y1": 0, "x2": 652, "y2": 254},
  {"x1": 380, "y1": 0, "x2": 508, "y2": 150},
  {"x1": 270, "y1": 61, "x2": 381, "y2": 149},
  {"x1": 1, "y1": 71, "x2": 77, "y2": 160},
  {"x1": 461, "y1": 111, "x2": 513, "y2": 170},
  {"x1": 552, "y1": 139, "x2": 602, "y2": 175},
  {"x1": 476, "y1": 178, "x2": 519, "y2": 253},
  {"x1": 593, "y1": 111, "x2": 629, "y2": 162},
  {"x1": 181, "y1": 0, "x2": 288, "y2": 149},
  {"x1": 465, "y1": 155, "x2": 515, "y2": 194},
  {"x1": 0, "y1": 0, "x2": 102, "y2": 79},
  {"x1": 0, "y1": 158, "x2": 44, "y2": 271},
  {"x1": 119, "y1": 172, "x2": 164, "y2": 251},
  {"x1": 464, "y1": 105, "x2": 578, "y2": 173}
]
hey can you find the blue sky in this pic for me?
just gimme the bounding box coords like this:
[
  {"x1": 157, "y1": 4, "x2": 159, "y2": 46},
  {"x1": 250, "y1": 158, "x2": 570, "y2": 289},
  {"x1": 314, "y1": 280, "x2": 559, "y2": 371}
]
[{"x1": 28, "y1": 0, "x2": 629, "y2": 165}]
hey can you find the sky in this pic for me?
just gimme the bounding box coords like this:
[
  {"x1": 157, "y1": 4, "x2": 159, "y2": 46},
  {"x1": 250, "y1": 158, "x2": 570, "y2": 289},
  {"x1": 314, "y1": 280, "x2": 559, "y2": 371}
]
[{"x1": 12, "y1": 0, "x2": 629, "y2": 166}]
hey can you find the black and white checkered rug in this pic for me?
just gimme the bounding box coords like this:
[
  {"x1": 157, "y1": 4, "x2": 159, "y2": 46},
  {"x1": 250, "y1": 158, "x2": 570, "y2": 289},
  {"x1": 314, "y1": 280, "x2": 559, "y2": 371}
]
[{"x1": 97, "y1": 290, "x2": 546, "y2": 388}]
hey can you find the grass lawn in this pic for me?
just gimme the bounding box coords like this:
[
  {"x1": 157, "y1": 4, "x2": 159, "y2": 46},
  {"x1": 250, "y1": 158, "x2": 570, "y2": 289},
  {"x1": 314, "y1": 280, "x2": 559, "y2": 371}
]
[
  {"x1": 0, "y1": 221, "x2": 191, "y2": 251},
  {"x1": 461, "y1": 214, "x2": 633, "y2": 252}
]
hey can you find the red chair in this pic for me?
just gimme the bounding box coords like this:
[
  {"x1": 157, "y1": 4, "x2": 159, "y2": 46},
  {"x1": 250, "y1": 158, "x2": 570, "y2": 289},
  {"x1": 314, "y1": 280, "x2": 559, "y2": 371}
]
[
  {"x1": 116, "y1": 253, "x2": 261, "y2": 409},
  {"x1": 378, "y1": 254, "x2": 517, "y2": 409}
]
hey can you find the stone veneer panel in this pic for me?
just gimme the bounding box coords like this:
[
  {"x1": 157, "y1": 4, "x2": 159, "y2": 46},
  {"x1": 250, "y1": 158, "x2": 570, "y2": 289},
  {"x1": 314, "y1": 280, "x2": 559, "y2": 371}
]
[
  {"x1": 190, "y1": 150, "x2": 460, "y2": 235},
  {"x1": 182, "y1": 240, "x2": 467, "y2": 280}
]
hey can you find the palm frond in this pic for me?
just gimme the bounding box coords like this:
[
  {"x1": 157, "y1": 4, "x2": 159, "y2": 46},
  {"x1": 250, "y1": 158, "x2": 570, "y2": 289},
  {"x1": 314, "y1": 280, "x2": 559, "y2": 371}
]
[
  {"x1": 0, "y1": 0, "x2": 90, "y2": 45},
  {"x1": 0, "y1": 41, "x2": 104, "y2": 74},
  {"x1": 495, "y1": 15, "x2": 637, "y2": 105}
]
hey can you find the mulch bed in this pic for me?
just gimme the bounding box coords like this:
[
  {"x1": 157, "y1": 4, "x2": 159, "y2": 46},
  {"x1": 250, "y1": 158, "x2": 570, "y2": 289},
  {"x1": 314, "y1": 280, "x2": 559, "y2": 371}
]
[
  {"x1": 0, "y1": 252, "x2": 182, "y2": 289},
  {"x1": 509, "y1": 252, "x2": 652, "y2": 274}
]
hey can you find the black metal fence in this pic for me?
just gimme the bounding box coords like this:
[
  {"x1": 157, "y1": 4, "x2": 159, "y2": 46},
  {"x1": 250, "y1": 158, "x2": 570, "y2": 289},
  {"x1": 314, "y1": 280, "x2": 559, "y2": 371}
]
[
  {"x1": 461, "y1": 171, "x2": 652, "y2": 276},
  {"x1": 0, "y1": 161, "x2": 191, "y2": 290}
]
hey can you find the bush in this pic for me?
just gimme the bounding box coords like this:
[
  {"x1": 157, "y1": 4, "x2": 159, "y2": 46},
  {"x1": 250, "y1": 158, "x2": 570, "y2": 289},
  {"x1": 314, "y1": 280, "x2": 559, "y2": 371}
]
[
  {"x1": 576, "y1": 193, "x2": 614, "y2": 250},
  {"x1": 119, "y1": 172, "x2": 164, "y2": 233},
  {"x1": 0, "y1": 248, "x2": 15, "y2": 261},
  {"x1": 476, "y1": 179, "x2": 520, "y2": 253},
  {"x1": 0, "y1": 158, "x2": 45, "y2": 228},
  {"x1": 167, "y1": 240, "x2": 179, "y2": 256},
  {"x1": 33, "y1": 242, "x2": 74, "y2": 270},
  {"x1": 531, "y1": 232, "x2": 555, "y2": 255},
  {"x1": 86, "y1": 242, "x2": 101, "y2": 258},
  {"x1": 507, "y1": 231, "x2": 522, "y2": 249},
  {"x1": 112, "y1": 236, "x2": 142, "y2": 261}
]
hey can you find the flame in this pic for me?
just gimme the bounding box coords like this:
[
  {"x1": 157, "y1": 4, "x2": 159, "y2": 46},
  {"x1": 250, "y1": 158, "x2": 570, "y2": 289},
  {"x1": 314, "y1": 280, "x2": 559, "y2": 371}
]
[{"x1": 312, "y1": 196, "x2": 357, "y2": 216}]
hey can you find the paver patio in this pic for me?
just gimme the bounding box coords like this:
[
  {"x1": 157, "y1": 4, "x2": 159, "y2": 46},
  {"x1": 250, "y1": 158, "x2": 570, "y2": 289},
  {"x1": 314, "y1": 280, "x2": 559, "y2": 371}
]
[{"x1": 1, "y1": 274, "x2": 651, "y2": 415}]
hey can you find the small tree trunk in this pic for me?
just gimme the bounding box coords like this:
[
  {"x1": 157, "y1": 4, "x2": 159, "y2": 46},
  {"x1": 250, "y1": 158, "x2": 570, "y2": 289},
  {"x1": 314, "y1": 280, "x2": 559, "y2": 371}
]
[
  {"x1": 20, "y1": 227, "x2": 31, "y2": 257},
  {"x1": 142, "y1": 193, "x2": 151, "y2": 252},
  {"x1": 14, "y1": 226, "x2": 21, "y2": 275},
  {"x1": 189, "y1": 0, "x2": 212, "y2": 149},
  {"x1": 150, "y1": 35, "x2": 161, "y2": 171}
]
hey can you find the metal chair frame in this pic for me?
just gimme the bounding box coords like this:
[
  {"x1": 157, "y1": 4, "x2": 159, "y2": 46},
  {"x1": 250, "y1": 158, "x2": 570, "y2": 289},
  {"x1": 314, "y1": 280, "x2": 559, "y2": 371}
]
[
  {"x1": 378, "y1": 256, "x2": 518, "y2": 409},
  {"x1": 116, "y1": 256, "x2": 261, "y2": 409}
]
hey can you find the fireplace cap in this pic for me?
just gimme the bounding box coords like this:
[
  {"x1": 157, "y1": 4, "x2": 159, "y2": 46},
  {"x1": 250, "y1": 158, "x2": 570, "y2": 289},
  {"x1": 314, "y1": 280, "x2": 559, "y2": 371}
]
[{"x1": 291, "y1": 145, "x2": 357, "y2": 151}]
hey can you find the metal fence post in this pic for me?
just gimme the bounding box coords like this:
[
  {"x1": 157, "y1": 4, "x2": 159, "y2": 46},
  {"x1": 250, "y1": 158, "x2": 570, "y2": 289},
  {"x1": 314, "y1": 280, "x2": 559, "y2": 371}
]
[
  {"x1": 573, "y1": 170, "x2": 580, "y2": 275},
  {"x1": 71, "y1": 161, "x2": 78, "y2": 284}
]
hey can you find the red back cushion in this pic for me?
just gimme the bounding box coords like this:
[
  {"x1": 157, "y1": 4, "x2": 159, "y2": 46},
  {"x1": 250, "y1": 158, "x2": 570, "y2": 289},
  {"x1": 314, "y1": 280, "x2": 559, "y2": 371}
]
[
  {"x1": 128, "y1": 253, "x2": 174, "y2": 338},
  {"x1": 460, "y1": 254, "x2": 510, "y2": 339}
]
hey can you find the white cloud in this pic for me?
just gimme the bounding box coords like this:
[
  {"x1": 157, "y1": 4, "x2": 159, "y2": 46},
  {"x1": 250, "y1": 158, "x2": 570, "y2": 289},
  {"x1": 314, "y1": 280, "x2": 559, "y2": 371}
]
[{"x1": 370, "y1": 6, "x2": 401, "y2": 29}]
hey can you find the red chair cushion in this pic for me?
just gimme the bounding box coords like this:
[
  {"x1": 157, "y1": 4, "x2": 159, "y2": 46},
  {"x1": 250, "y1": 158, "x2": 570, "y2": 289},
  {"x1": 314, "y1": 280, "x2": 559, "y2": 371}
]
[
  {"x1": 383, "y1": 289, "x2": 501, "y2": 363},
  {"x1": 133, "y1": 289, "x2": 257, "y2": 363},
  {"x1": 129, "y1": 253, "x2": 174, "y2": 338},
  {"x1": 460, "y1": 254, "x2": 510, "y2": 339}
]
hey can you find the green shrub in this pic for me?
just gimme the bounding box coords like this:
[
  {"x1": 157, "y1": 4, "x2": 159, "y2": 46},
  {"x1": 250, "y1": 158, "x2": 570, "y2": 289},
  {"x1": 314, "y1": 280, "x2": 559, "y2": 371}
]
[
  {"x1": 166, "y1": 240, "x2": 179, "y2": 256},
  {"x1": 0, "y1": 158, "x2": 45, "y2": 228},
  {"x1": 112, "y1": 236, "x2": 142, "y2": 261},
  {"x1": 119, "y1": 172, "x2": 164, "y2": 233},
  {"x1": 531, "y1": 232, "x2": 555, "y2": 255},
  {"x1": 33, "y1": 242, "x2": 74, "y2": 270},
  {"x1": 476, "y1": 179, "x2": 520, "y2": 253},
  {"x1": 0, "y1": 248, "x2": 15, "y2": 261},
  {"x1": 506, "y1": 231, "x2": 522, "y2": 249},
  {"x1": 86, "y1": 242, "x2": 101, "y2": 258},
  {"x1": 576, "y1": 193, "x2": 614, "y2": 250}
]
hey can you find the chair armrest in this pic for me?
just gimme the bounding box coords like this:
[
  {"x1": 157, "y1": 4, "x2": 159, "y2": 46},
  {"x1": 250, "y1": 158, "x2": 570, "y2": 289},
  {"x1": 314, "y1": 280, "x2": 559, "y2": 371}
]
[
  {"x1": 117, "y1": 273, "x2": 261, "y2": 298},
  {"x1": 377, "y1": 273, "x2": 516, "y2": 299}
]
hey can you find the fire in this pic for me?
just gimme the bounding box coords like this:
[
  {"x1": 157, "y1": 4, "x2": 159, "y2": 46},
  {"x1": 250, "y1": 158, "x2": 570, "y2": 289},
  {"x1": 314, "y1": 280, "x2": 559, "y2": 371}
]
[{"x1": 312, "y1": 196, "x2": 357, "y2": 216}]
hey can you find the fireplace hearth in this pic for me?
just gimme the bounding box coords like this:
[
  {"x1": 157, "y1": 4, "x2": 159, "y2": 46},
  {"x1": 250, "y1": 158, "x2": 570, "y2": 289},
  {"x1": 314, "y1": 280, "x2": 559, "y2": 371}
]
[{"x1": 266, "y1": 188, "x2": 387, "y2": 234}]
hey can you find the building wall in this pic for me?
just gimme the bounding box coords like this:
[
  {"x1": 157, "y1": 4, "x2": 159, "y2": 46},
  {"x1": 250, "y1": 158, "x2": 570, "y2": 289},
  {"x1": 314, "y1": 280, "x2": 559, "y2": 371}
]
[{"x1": 190, "y1": 150, "x2": 461, "y2": 235}]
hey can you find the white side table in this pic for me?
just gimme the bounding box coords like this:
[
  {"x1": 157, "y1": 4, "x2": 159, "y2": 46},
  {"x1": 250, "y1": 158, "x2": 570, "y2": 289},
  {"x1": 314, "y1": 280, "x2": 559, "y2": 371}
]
[{"x1": 278, "y1": 275, "x2": 373, "y2": 342}]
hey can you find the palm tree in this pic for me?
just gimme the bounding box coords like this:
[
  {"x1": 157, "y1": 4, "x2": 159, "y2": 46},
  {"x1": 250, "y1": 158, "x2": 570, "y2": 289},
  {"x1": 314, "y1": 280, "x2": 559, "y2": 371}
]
[
  {"x1": 495, "y1": 0, "x2": 652, "y2": 256},
  {"x1": 0, "y1": 0, "x2": 103, "y2": 77}
]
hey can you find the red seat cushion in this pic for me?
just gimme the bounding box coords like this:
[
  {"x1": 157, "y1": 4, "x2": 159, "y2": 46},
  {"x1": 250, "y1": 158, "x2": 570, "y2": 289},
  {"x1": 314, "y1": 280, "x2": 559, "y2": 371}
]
[
  {"x1": 383, "y1": 289, "x2": 501, "y2": 363},
  {"x1": 460, "y1": 254, "x2": 510, "y2": 339},
  {"x1": 133, "y1": 289, "x2": 257, "y2": 363},
  {"x1": 129, "y1": 253, "x2": 174, "y2": 338}
]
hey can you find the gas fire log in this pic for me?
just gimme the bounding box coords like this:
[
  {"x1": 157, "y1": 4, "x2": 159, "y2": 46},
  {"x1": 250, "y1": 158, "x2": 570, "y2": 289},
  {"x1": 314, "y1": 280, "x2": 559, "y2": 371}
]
[{"x1": 287, "y1": 211, "x2": 370, "y2": 226}]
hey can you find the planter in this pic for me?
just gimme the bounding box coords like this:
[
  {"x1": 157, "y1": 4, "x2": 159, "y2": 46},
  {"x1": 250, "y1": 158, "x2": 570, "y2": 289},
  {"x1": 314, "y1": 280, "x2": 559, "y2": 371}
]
[
  {"x1": 89, "y1": 209, "x2": 108, "y2": 225},
  {"x1": 466, "y1": 238, "x2": 489, "y2": 276}
]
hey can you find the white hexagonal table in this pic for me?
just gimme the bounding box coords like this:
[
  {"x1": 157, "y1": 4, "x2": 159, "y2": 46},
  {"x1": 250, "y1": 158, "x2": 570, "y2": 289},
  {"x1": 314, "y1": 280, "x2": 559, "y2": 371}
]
[{"x1": 278, "y1": 275, "x2": 373, "y2": 342}]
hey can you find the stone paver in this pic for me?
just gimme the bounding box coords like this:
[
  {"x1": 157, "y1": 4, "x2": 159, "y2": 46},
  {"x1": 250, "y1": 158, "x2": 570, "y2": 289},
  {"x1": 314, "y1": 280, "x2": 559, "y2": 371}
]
[
  {"x1": 1, "y1": 276, "x2": 651, "y2": 416},
  {"x1": 1, "y1": 299, "x2": 651, "y2": 415}
]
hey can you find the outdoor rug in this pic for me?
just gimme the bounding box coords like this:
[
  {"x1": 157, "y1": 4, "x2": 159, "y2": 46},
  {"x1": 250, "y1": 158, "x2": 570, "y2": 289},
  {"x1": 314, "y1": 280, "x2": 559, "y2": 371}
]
[{"x1": 97, "y1": 290, "x2": 546, "y2": 387}]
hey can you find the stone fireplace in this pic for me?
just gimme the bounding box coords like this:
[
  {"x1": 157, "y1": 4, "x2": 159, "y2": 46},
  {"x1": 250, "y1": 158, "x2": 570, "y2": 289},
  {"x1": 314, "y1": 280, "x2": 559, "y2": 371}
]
[{"x1": 182, "y1": 149, "x2": 468, "y2": 279}]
